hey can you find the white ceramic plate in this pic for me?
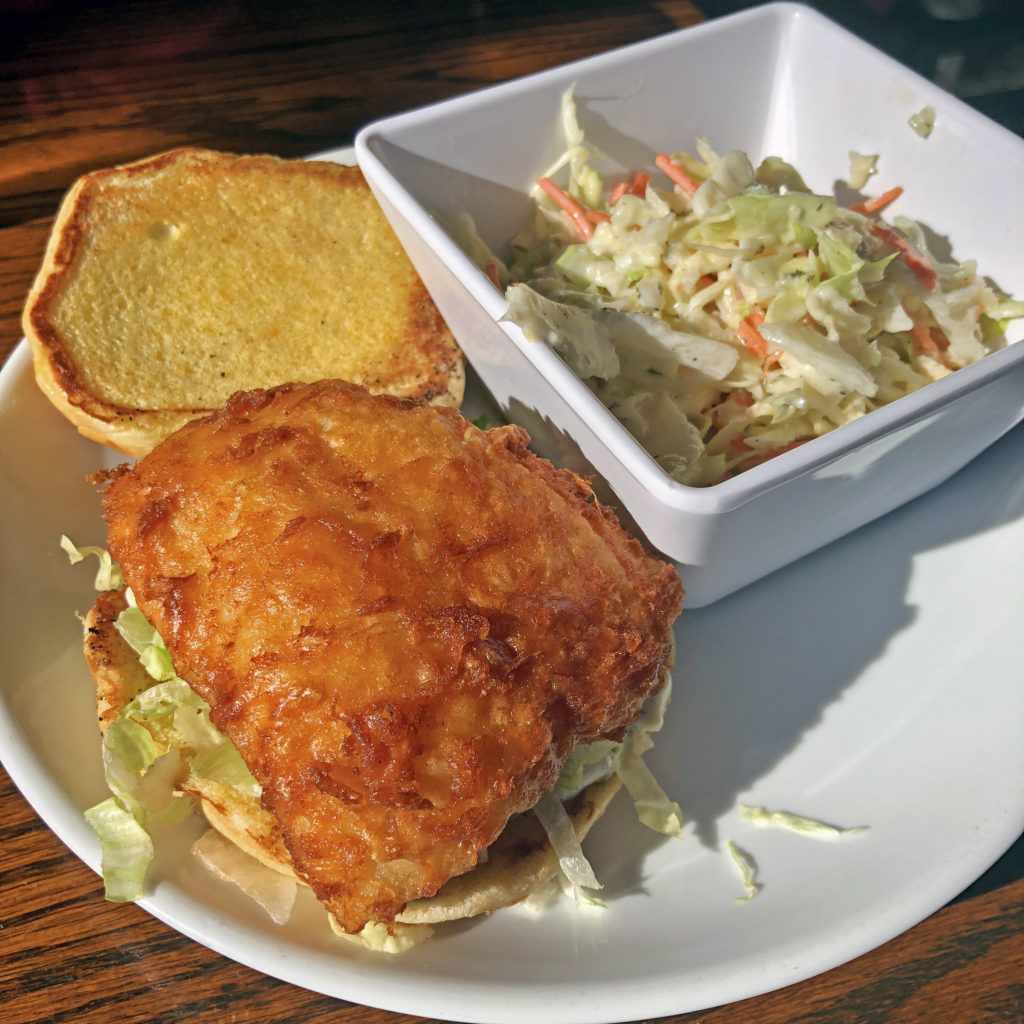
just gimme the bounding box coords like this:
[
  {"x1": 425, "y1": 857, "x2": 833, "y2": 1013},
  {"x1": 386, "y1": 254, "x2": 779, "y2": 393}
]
[{"x1": 2, "y1": 331, "x2": 1023, "y2": 1022}]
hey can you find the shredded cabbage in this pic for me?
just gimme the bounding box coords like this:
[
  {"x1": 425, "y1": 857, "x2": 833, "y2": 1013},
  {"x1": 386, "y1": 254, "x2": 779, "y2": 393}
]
[{"x1": 490, "y1": 90, "x2": 1020, "y2": 484}]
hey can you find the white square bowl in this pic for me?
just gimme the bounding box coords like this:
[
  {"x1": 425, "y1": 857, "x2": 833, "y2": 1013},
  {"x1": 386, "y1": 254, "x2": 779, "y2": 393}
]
[{"x1": 355, "y1": 1, "x2": 1024, "y2": 607}]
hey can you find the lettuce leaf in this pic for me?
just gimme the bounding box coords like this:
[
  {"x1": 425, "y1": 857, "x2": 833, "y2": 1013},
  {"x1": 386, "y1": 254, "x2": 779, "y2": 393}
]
[
  {"x1": 191, "y1": 829, "x2": 297, "y2": 925},
  {"x1": 533, "y1": 791, "x2": 604, "y2": 906},
  {"x1": 328, "y1": 915, "x2": 434, "y2": 953},
  {"x1": 616, "y1": 675, "x2": 683, "y2": 837},
  {"x1": 726, "y1": 839, "x2": 760, "y2": 903},
  {"x1": 84, "y1": 797, "x2": 154, "y2": 902},
  {"x1": 739, "y1": 804, "x2": 866, "y2": 838},
  {"x1": 61, "y1": 535, "x2": 123, "y2": 591}
]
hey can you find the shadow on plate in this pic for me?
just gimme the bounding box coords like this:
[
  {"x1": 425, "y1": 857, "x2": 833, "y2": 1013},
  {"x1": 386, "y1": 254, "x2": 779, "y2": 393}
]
[{"x1": 582, "y1": 418, "x2": 1024, "y2": 896}]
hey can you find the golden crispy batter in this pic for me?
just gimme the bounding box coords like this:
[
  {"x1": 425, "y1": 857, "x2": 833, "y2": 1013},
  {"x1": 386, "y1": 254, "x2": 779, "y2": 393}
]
[{"x1": 101, "y1": 380, "x2": 682, "y2": 933}]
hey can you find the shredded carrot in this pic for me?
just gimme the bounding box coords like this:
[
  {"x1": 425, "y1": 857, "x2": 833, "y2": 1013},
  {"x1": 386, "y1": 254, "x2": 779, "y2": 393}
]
[
  {"x1": 585, "y1": 209, "x2": 611, "y2": 224},
  {"x1": 696, "y1": 274, "x2": 716, "y2": 290},
  {"x1": 610, "y1": 171, "x2": 652, "y2": 206},
  {"x1": 870, "y1": 223, "x2": 937, "y2": 290},
  {"x1": 849, "y1": 186, "x2": 903, "y2": 216},
  {"x1": 909, "y1": 318, "x2": 950, "y2": 366},
  {"x1": 711, "y1": 437, "x2": 809, "y2": 483},
  {"x1": 734, "y1": 438, "x2": 810, "y2": 470},
  {"x1": 707, "y1": 388, "x2": 753, "y2": 430},
  {"x1": 737, "y1": 314, "x2": 768, "y2": 357},
  {"x1": 629, "y1": 171, "x2": 650, "y2": 196},
  {"x1": 536, "y1": 176, "x2": 594, "y2": 239},
  {"x1": 763, "y1": 349, "x2": 785, "y2": 376},
  {"x1": 484, "y1": 262, "x2": 501, "y2": 289},
  {"x1": 655, "y1": 152, "x2": 698, "y2": 197}
]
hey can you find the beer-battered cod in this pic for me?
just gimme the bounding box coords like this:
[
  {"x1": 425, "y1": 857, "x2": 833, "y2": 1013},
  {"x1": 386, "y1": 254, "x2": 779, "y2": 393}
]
[{"x1": 101, "y1": 379, "x2": 683, "y2": 934}]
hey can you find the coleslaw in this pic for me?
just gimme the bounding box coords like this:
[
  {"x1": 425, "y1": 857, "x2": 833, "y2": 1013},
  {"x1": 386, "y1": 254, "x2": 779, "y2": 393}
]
[{"x1": 480, "y1": 90, "x2": 1023, "y2": 486}]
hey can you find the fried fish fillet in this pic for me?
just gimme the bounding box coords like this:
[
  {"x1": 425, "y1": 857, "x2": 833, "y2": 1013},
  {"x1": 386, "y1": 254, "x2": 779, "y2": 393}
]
[{"x1": 101, "y1": 379, "x2": 683, "y2": 933}]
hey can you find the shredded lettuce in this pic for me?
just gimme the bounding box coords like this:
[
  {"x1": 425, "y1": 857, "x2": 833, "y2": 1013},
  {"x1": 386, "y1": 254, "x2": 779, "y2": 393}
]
[
  {"x1": 739, "y1": 804, "x2": 866, "y2": 838},
  {"x1": 97, "y1": 729, "x2": 191, "y2": 830},
  {"x1": 556, "y1": 739, "x2": 620, "y2": 794},
  {"x1": 616, "y1": 676, "x2": 683, "y2": 837},
  {"x1": 848, "y1": 152, "x2": 878, "y2": 191},
  {"x1": 107, "y1": 608, "x2": 260, "y2": 796},
  {"x1": 515, "y1": 875, "x2": 563, "y2": 913},
  {"x1": 533, "y1": 791, "x2": 605, "y2": 906},
  {"x1": 61, "y1": 535, "x2": 123, "y2": 590},
  {"x1": 908, "y1": 106, "x2": 936, "y2": 138},
  {"x1": 617, "y1": 735, "x2": 683, "y2": 837},
  {"x1": 541, "y1": 670, "x2": 683, "y2": 903},
  {"x1": 726, "y1": 839, "x2": 760, "y2": 903},
  {"x1": 191, "y1": 829, "x2": 297, "y2": 925},
  {"x1": 328, "y1": 915, "x2": 434, "y2": 953},
  {"x1": 113, "y1": 605, "x2": 177, "y2": 681},
  {"x1": 191, "y1": 741, "x2": 261, "y2": 796},
  {"x1": 493, "y1": 90, "x2": 1019, "y2": 484},
  {"x1": 84, "y1": 797, "x2": 154, "y2": 902},
  {"x1": 103, "y1": 715, "x2": 159, "y2": 778},
  {"x1": 554, "y1": 673, "x2": 682, "y2": 839},
  {"x1": 130, "y1": 751, "x2": 194, "y2": 826},
  {"x1": 72, "y1": 547, "x2": 260, "y2": 907}
]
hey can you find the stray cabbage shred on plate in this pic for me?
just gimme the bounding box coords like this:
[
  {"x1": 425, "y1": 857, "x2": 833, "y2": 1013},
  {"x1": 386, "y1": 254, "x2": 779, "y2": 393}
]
[{"x1": 477, "y1": 89, "x2": 1023, "y2": 486}]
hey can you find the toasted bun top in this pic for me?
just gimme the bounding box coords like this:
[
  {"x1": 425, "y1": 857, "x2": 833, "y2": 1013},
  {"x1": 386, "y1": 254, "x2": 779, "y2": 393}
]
[{"x1": 23, "y1": 148, "x2": 463, "y2": 457}]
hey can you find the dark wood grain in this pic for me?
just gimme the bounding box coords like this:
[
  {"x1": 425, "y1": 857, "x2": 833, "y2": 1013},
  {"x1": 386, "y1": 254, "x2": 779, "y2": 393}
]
[{"x1": 1, "y1": 2, "x2": 1022, "y2": 1023}]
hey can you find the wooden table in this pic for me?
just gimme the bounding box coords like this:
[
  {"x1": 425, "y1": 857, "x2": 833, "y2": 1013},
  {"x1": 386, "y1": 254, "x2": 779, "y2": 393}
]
[{"x1": 2, "y1": 3, "x2": 1022, "y2": 1022}]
